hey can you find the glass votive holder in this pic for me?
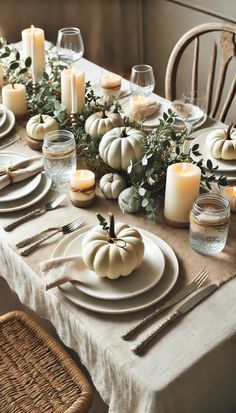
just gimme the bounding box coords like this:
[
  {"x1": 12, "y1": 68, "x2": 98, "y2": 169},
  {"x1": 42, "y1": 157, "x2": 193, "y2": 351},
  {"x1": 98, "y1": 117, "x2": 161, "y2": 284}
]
[
  {"x1": 189, "y1": 193, "x2": 231, "y2": 256},
  {"x1": 70, "y1": 170, "x2": 96, "y2": 207},
  {"x1": 42, "y1": 130, "x2": 76, "y2": 191}
]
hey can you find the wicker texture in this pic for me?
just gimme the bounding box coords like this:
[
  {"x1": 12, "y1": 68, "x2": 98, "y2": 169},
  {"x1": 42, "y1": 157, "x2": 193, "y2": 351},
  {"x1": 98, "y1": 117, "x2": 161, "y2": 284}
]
[{"x1": 0, "y1": 311, "x2": 93, "y2": 413}]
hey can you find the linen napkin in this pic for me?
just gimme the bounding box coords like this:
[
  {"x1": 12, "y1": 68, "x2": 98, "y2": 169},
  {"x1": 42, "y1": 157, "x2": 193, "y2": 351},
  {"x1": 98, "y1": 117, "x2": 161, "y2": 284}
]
[
  {"x1": 171, "y1": 100, "x2": 193, "y2": 119},
  {"x1": 129, "y1": 100, "x2": 161, "y2": 120},
  {"x1": 40, "y1": 256, "x2": 88, "y2": 290},
  {"x1": 0, "y1": 156, "x2": 44, "y2": 190}
]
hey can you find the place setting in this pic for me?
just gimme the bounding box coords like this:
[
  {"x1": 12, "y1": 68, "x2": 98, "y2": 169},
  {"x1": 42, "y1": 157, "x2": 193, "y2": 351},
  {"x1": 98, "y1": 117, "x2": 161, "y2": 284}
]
[
  {"x1": 39, "y1": 213, "x2": 179, "y2": 315},
  {"x1": 0, "y1": 152, "x2": 51, "y2": 213}
]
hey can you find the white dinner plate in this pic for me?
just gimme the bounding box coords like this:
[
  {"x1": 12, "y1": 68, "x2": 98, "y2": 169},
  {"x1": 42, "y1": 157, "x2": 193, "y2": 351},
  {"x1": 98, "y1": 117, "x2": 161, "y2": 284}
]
[
  {"x1": 189, "y1": 127, "x2": 236, "y2": 172},
  {"x1": 0, "y1": 109, "x2": 15, "y2": 139},
  {"x1": 0, "y1": 105, "x2": 7, "y2": 128},
  {"x1": 0, "y1": 172, "x2": 51, "y2": 213},
  {"x1": 0, "y1": 152, "x2": 42, "y2": 202},
  {"x1": 63, "y1": 231, "x2": 165, "y2": 300},
  {"x1": 52, "y1": 226, "x2": 179, "y2": 314}
]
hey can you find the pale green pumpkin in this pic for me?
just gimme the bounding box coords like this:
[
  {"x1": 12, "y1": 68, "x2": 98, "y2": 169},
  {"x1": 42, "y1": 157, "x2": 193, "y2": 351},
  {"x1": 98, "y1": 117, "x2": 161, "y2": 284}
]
[{"x1": 118, "y1": 186, "x2": 142, "y2": 214}]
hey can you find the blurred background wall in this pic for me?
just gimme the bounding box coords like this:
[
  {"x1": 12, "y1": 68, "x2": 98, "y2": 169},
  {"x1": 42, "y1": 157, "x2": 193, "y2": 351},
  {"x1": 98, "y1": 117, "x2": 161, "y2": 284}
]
[{"x1": 0, "y1": 0, "x2": 235, "y2": 120}]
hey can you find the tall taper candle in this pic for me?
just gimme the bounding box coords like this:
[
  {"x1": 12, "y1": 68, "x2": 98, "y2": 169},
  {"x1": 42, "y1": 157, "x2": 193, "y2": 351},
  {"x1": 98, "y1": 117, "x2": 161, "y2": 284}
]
[
  {"x1": 22, "y1": 25, "x2": 45, "y2": 83},
  {"x1": 164, "y1": 162, "x2": 201, "y2": 226},
  {"x1": 61, "y1": 69, "x2": 85, "y2": 114}
]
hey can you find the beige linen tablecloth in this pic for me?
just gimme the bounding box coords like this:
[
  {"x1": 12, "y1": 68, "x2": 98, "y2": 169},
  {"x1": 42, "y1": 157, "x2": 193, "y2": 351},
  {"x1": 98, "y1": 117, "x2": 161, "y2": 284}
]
[{"x1": 0, "y1": 59, "x2": 236, "y2": 413}]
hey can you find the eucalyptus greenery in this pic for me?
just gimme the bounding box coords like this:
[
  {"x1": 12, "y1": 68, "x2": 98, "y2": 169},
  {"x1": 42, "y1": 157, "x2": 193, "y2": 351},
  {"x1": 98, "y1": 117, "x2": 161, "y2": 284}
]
[{"x1": 0, "y1": 39, "x2": 227, "y2": 220}]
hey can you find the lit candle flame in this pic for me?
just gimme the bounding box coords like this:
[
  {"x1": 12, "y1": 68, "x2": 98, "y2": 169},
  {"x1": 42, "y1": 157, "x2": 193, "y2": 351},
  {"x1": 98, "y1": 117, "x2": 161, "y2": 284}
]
[{"x1": 31, "y1": 25, "x2": 35, "y2": 32}]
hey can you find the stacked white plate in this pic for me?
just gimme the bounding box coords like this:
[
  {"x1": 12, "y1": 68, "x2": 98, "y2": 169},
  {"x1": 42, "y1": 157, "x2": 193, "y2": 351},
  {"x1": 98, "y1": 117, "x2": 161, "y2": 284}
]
[
  {"x1": 189, "y1": 127, "x2": 236, "y2": 182},
  {"x1": 0, "y1": 152, "x2": 51, "y2": 212},
  {"x1": 0, "y1": 105, "x2": 15, "y2": 139},
  {"x1": 52, "y1": 225, "x2": 179, "y2": 314}
]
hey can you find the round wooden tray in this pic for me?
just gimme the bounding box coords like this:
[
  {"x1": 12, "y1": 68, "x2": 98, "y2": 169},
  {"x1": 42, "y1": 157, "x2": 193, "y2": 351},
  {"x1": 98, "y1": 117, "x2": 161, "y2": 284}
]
[{"x1": 25, "y1": 135, "x2": 43, "y2": 151}]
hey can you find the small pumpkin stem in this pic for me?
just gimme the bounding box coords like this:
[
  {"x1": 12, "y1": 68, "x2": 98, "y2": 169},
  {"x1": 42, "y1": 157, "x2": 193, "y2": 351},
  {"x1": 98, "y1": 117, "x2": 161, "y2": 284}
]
[
  {"x1": 108, "y1": 213, "x2": 116, "y2": 239},
  {"x1": 11, "y1": 82, "x2": 15, "y2": 89},
  {"x1": 39, "y1": 114, "x2": 44, "y2": 123},
  {"x1": 121, "y1": 127, "x2": 127, "y2": 138},
  {"x1": 102, "y1": 108, "x2": 107, "y2": 118},
  {"x1": 226, "y1": 122, "x2": 234, "y2": 140}
]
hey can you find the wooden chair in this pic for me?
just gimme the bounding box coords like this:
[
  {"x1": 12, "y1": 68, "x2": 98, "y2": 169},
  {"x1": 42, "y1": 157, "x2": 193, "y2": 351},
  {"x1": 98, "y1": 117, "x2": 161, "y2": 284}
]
[{"x1": 165, "y1": 22, "x2": 236, "y2": 122}]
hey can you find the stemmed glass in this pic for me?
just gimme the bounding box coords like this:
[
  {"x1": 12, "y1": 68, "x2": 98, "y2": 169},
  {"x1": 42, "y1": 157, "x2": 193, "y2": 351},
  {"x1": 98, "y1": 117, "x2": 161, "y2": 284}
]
[
  {"x1": 56, "y1": 27, "x2": 84, "y2": 67},
  {"x1": 173, "y1": 91, "x2": 206, "y2": 130},
  {"x1": 130, "y1": 65, "x2": 155, "y2": 97}
]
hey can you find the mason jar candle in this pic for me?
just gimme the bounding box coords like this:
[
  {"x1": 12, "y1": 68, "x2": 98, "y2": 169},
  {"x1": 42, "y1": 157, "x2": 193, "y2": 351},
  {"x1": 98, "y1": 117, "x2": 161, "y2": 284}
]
[
  {"x1": 190, "y1": 193, "x2": 231, "y2": 255},
  {"x1": 70, "y1": 170, "x2": 96, "y2": 207}
]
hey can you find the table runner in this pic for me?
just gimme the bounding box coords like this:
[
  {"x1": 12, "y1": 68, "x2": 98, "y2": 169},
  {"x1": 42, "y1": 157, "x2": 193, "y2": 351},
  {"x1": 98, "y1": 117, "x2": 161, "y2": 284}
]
[{"x1": 0, "y1": 58, "x2": 236, "y2": 413}]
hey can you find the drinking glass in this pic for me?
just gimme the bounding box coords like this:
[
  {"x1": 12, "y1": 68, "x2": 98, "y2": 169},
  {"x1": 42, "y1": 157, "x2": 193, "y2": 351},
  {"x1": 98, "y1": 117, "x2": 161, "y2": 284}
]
[
  {"x1": 173, "y1": 91, "x2": 206, "y2": 130},
  {"x1": 43, "y1": 130, "x2": 77, "y2": 190},
  {"x1": 190, "y1": 193, "x2": 230, "y2": 255},
  {"x1": 56, "y1": 27, "x2": 84, "y2": 67},
  {"x1": 130, "y1": 65, "x2": 155, "y2": 96}
]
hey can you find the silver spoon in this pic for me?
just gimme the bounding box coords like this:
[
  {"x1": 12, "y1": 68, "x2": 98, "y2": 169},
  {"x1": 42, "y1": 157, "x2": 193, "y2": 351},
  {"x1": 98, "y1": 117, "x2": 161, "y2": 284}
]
[{"x1": 4, "y1": 193, "x2": 67, "y2": 231}]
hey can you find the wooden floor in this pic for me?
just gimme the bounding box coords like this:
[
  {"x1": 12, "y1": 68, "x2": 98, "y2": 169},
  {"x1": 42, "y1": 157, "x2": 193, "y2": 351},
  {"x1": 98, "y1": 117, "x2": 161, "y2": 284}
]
[{"x1": 0, "y1": 276, "x2": 108, "y2": 413}]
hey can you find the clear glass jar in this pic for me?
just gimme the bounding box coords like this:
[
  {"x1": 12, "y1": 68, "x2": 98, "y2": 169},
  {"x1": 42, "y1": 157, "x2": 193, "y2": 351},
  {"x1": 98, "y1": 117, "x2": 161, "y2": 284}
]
[
  {"x1": 190, "y1": 193, "x2": 230, "y2": 255},
  {"x1": 43, "y1": 130, "x2": 76, "y2": 190}
]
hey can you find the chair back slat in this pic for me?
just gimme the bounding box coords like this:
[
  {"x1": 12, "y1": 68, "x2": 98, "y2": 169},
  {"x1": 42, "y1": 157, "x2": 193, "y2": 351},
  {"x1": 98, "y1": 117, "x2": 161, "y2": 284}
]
[
  {"x1": 210, "y1": 32, "x2": 235, "y2": 118},
  {"x1": 219, "y1": 73, "x2": 236, "y2": 122},
  {"x1": 206, "y1": 42, "x2": 217, "y2": 115},
  {"x1": 165, "y1": 22, "x2": 236, "y2": 122},
  {"x1": 191, "y1": 38, "x2": 199, "y2": 98}
]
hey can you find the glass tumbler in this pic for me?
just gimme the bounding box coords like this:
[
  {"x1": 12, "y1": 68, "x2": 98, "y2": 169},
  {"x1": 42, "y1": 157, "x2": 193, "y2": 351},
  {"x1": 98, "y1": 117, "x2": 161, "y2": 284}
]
[
  {"x1": 190, "y1": 193, "x2": 230, "y2": 255},
  {"x1": 43, "y1": 130, "x2": 77, "y2": 190}
]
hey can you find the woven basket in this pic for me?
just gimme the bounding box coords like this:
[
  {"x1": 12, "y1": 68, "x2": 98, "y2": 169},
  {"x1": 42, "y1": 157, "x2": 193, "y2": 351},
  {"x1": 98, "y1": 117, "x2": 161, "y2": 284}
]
[{"x1": 0, "y1": 311, "x2": 93, "y2": 413}]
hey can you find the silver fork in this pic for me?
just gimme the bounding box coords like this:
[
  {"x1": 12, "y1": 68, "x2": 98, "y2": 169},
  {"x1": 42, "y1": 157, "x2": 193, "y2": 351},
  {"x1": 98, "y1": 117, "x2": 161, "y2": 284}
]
[
  {"x1": 16, "y1": 217, "x2": 84, "y2": 256},
  {"x1": 121, "y1": 269, "x2": 208, "y2": 340}
]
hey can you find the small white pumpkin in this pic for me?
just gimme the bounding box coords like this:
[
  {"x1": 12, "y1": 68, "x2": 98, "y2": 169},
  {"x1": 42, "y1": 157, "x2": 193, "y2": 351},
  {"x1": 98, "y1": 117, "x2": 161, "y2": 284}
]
[
  {"x1": 26, "y1": 114, "x2": 59, "y2": 141},
  {"x1": 118, "y1": 186, "x2": 142, "y2": 214},
  {"x1": 99, "y1": 173, "x2": 126, "y2": 200},
  {"x1": 85, "y1": 109, "x2": 124, "y2": 140},
  {"x1": 206, "y1": 124, "x2": 236, "y2": 160},
  {"x1": 99, "y1": 127, "x2": 145, "y2": 170},
  {"x1": 82, "y1": 214, "x2": 144, "y2": 279}
]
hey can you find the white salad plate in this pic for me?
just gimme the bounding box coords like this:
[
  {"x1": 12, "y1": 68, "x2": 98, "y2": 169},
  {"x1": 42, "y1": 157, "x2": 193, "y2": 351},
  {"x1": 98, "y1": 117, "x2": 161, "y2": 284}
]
[
  {"x1": 0, "y1": 109, "x2": 15, "y2": 139},
  {"x1": 52, "y1": 226, "x2": 179, "y2": 314},
  {"x1": 0, "y1": 152, "x2": 42, "y2": 202},
  {"x1": 0, "y1": 105, "x2": 7, "y2": 128},
  {"x1": 189, "y1": 127, "x2": 236, "y2": 173},
  {"x1": 63, "y1": 231, "x2": 165, "y2": 300},
  {"x1": 0, "y1": 172, "x2": 51, "y2": 213}
]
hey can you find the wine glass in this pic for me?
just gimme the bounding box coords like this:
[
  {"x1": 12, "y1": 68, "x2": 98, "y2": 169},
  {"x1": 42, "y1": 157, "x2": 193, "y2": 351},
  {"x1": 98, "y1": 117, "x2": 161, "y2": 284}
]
[
  {"x1": 130, "y1": 64, "x2": 155, "y2": 97},
  {"x1": 56, "y1": 27, "x2": 84, "y2": 67},
  {"x1": 172, "y1": 91, "x2": 206, "y2": 130}
]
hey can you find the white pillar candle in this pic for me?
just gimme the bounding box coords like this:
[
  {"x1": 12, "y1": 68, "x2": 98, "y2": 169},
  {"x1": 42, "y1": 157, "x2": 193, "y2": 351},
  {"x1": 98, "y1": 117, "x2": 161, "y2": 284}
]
[
  {"x1": 164, "y1": 162, "x2": 201, "y2": 226},
  {"x1": 129, "y1": 95, "x2": 150, "y2": 112},
  {"x1": 21, "y1": 25, "x2": 45, "y2": 83},
  {"x1": 70, "y1": 170, "x2": 96, "y2": 207},
  {"x1": 101, "y1": 73, "x2": 121, "y2": 89},
  {"x1": 2, "y1": 84, "x2": 27, "y2": 118},
  {"x1": 61, "y1": 69, "x2": 85, "y2": 114},
  {"x1": 222, "y1": 186, "x2": 236, "y2": 212}
]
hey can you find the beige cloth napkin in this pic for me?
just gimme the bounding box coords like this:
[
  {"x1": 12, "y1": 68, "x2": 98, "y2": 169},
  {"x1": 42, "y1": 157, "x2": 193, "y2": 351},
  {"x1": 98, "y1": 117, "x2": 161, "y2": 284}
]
[
  {"x1": 0, "y1": 156, "x2": 43, "y2": 190},
  {"x1": 130, "y1": 100, "x2": 161, "y2": 120},
  {"x1": 40, "y1": 256, "x2": 88, "y2": 290}
]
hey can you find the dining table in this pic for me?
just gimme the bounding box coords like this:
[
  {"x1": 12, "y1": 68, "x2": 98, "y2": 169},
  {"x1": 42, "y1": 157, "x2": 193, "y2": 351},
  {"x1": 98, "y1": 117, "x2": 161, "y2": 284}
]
[{"x1": 0, "y1": 57, "x2": 236, "y2": 413}]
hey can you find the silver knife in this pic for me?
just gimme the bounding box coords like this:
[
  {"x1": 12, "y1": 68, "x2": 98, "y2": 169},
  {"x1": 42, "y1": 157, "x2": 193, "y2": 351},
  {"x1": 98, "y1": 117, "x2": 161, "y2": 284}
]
[
  {"x1": 131, "y1": 284, "x2": 217, "y2": 355},
  {"x1": 121, "y1": 273, "x2": 207, "y2": 340}
]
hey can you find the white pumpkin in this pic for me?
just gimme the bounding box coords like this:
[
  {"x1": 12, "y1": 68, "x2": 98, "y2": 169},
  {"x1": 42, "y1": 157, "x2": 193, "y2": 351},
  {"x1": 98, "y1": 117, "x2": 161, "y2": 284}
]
[
  {"x1": 82, "y1": 214, "x2": 144, "y2": 279},
  {"x1": 206, "y1": 125, "x2": 236, "y2": 160},
  {"x1": 99, "y1": 127, "x2": 145, "y2": 170},
  {"x1": 99, "y1": 173, "x2": 126, "y2": 199},
  {"x1": 85, "y1": 109, "x2": 124, "y2": 140},
  {"x1": 26, "y1": 114, "x2": 59, "y2": 141},
  {"x1": 118, "y1": 186, "x2": 142, "y2": 214}
]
